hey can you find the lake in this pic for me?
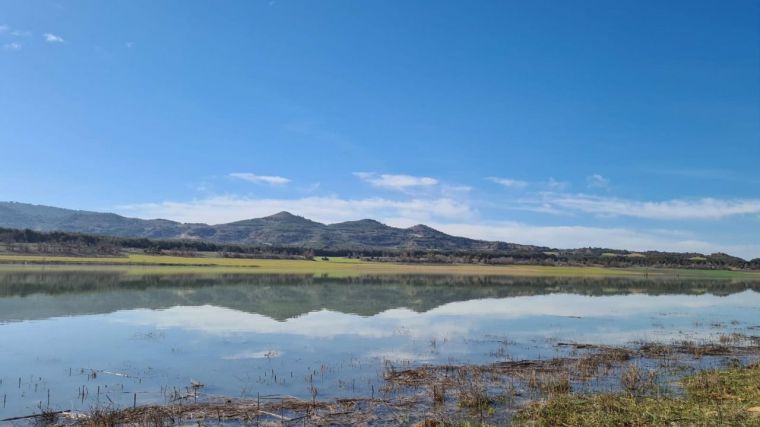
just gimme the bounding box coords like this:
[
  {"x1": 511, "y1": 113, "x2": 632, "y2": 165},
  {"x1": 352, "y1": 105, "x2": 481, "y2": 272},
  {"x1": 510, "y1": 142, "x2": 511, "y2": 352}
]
[{"x1": 0, "y1": 271, "x2": 759, "y2": 423}]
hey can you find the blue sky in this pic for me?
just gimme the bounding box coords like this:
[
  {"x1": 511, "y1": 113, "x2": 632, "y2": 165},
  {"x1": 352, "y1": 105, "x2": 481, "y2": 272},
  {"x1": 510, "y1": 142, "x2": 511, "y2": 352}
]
[{"x1": 1, "y1": 0, "x2": 759, "y2": 258}]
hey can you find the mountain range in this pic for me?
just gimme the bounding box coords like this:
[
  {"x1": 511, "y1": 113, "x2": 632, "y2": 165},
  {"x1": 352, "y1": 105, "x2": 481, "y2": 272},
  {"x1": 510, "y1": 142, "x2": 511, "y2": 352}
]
[{"x1": 0, "y1": 202, "x2": 540, "y2": 252}]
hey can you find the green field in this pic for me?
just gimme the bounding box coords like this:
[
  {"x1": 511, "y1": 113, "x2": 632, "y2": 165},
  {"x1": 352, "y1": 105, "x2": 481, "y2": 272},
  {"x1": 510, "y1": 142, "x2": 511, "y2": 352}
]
[
  {"x1": 514, "y1": 363, "x2": 760, "y2": 426},
  {"x1": 0, "y1": 253, "x2": 759, "y2": 279}
]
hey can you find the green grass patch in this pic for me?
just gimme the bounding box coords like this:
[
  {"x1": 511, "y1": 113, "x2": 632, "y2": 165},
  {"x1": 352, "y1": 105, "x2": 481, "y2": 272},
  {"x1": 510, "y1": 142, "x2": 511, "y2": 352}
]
[
  {"x1": 0, "y1": 254, "x2": 759, "y2": 279},
  {"x1": 513, "y1": 363, "x2": 760, "y2": 426}
]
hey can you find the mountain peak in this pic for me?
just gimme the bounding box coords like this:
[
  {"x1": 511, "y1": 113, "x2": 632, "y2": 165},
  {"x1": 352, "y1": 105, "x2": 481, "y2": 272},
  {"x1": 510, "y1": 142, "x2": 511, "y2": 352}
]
[
  {"x1": 0, "y1": 201, "x2": 544, "y2": 253},
  {"x1": 227, "y1": 211, "x2": 323, "y2": 227},
  {"x1": 350, "y1": 218, "x2": 384, "y2": 226},
  {"x1": 329, "y1": 218, "x2": 389, "y2": 230},
  {"x1": 408, "y1": 224, "x2": 436, "y2": 232},
  {"x1": 265, "y1": 211, "x2": 298, "y2": 220}
]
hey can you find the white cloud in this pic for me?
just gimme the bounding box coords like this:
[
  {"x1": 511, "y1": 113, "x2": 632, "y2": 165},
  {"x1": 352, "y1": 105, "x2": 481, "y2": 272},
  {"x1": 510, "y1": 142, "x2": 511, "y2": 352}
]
[
  {"x1": 115, "y1": 193, "x2": 760, "y2": 258},
  {"x1": 546, "y1": 178, "x2": 569, "y2": 191},
  {"x1": 0, "y1": 25, "x2": 31, "y2": 37},
  {"x1": 488, "y1": 177, "x2": 570, "y2": 191},
  {"x1": 586, "y1": 174, "x2": 610, "y2": 189},
  {"x1": 488, "y1": 177, "x2": 528, "y2": 189},
  {"x1": 43, "y1": 33, "x2": 64, "y2": 43},
  {"x1": 116, "y1": 195, "x2": 472, "y2": 225},
  {"x1": 531, "y1": 194, "x2": 760, "y2": 220},
  {"x1": 125, "y1": 41, "x2": 135, "y2": 48},
  {"x1": 111, "y1": 292, "x2": 760, "y2": 342},
  {"x1": 441, "y1": 184, "x2": 472, "y2": 196},
  {"x1": 366, "y1": 350, "x2": 435, "y2": 362},
  {"x1": 223, "y1": 350, "x2": 281, "y2": 360},
  {"x1": 423, "y1": 221, "x2": 701, "y2": 251},
  {"x1": 229, "y1": 172, "x2": 290, "y2": 186},
  {"x1": 302, "y1": 182, "x2": 321, "y2": 193},
  {"x1": 354, "y1": 172, "x2": 438, "y2": 191},
  {"x1": 2, "y1": 42, "x2": 21, "y2": 51},
  {"x1": 417, "y1": 221, "x2": 760, "y2": 259}
]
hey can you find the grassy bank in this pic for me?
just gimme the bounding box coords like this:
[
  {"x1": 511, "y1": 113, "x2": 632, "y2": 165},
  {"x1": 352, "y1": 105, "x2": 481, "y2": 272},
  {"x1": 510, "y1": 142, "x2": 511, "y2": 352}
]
[
  {"x1": 513, "y1": 362, "x2": 760, "y2": 426},
  {"x1": 0, "y1": 253, "x2": 759, "y2": 278}
]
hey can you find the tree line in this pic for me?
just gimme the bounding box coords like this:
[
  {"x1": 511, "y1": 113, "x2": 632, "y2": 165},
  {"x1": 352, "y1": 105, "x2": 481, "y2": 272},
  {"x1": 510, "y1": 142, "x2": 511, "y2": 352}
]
[{"x1": 0, "y1": 227, "x2": 758, "y2": 270}]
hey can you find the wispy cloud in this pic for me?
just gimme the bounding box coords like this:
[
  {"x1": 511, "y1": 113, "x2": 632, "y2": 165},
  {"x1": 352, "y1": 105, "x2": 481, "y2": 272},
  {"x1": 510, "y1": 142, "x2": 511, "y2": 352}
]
[
  {"x1": 488, "y1": 177, "x2": 528, "y2": 189},
  {"x1": 586, "y1": 174, "x2": 610, "y2": 189},
  {"x1": 229, "y1": 172, "x2": 291, "y2": 186},
  {"x1": 2, "y1": 42, "x2": 21, "y2": 51},
  {"x1": 125, "y1": 41, "x2": 135, "y2": 48},
  {"x1": 545, "y1": 178, "x2": 569, "y2": 191},
  {"x1": 115, "y1": 194, "x2": 760, "y2": 259},
  {"x1": 302, "y1": 182, "x2": 321, "y2": 193},
  {"x1": 0, "y1": 25, "x2": 31, "y2": 37},
  {"x1": 529, "y1": 194, "x2": 760, "y2": 220},
  {"x1": 488, "y1": 177, "x2": 569, "y2": 191},
  {"x1": 354, "y1": 172, "x2": 438, "y2": 191},
  {"x1": 441, "y1": 185, "x2": 472, "y2": 196},
  {"x1": 43, "y1": 33, "x2": 64, "y2": 43},
  {"x1": 418, "y1": 221, "x2": 760, "y2": 259}
]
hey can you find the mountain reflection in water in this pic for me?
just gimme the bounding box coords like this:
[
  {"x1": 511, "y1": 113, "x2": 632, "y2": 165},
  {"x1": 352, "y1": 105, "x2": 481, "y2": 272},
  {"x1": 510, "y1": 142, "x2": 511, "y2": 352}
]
[
  {"x1": 0, "y1": 271, "x2": 758, "y2": 420},
  {"x1": 0, "y1": 271, "x2": 758, "y2": 322}
]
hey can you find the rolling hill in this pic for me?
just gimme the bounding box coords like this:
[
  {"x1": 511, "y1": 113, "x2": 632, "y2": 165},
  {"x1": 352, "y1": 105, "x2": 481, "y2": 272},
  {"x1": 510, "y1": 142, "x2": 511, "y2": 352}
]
[{"x1": 0, "y1": 202, "x2": 540, "y2": 252}]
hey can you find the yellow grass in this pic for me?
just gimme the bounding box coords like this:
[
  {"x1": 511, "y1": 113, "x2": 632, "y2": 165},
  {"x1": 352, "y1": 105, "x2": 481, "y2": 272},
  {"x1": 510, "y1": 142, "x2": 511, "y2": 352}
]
[{"x1": 0, "y1": 253, "x2": 758, "y2": 279}]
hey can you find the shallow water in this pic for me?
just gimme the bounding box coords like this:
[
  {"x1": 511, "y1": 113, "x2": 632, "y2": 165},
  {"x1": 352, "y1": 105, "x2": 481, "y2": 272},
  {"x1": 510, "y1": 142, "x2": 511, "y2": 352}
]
[{"x1": 0, "y1": 272, "x2": 758, "y2": 419}]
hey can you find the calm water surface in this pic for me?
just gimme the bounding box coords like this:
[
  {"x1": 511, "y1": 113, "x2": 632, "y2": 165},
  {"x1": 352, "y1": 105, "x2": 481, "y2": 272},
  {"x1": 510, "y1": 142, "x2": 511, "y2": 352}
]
[{"x1": 0, "y1": 272, "x2": 758, "y2": 419}]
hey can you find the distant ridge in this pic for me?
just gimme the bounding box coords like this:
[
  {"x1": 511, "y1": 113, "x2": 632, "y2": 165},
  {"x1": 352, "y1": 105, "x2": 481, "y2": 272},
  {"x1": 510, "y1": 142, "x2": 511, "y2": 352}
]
[{"x1": 0, "y1": 202, "x2": 540, "y2": 252}]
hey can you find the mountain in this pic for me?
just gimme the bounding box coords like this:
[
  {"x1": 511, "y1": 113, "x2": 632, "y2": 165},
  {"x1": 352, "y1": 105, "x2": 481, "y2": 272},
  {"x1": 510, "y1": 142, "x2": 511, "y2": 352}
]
[
  {"x1": 0, "y1": 202, "x2": 185, "y2": 238},
  {"x1": 0, "y1": 202, "x2": 540, "y2": 252}
]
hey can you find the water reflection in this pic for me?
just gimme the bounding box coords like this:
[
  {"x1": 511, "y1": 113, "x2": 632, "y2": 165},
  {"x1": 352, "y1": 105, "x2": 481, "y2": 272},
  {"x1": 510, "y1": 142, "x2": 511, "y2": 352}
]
[
  {"x1": 0, "y1": 271, "x2": 758, "y2": 419},
  {"x1": 110, "y1": 292, "x2": 760, "y2": 340},
  {"x1": 0, "y1": 271, "x2": 758, "y2": 322}
]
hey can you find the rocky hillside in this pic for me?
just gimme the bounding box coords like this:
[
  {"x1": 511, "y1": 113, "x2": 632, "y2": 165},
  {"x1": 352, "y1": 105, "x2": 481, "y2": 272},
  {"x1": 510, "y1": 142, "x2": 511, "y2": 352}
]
[{"x1": 0, "y1": 202, "x2": 540, "y2": 252}]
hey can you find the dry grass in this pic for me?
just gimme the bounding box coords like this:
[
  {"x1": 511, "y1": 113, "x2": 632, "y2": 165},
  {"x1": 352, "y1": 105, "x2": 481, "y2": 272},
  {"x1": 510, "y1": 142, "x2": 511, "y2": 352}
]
[
  {"x1": 1, "y1": 253, "x2": 759, "y2": 279},
  {"x1": 61, "y1": 396, "x2": 373, "y2": 426},
  {"x1": 513, "y1": 362, "x2": 760, "y2": 426},
  {"x1": 33, "y1": 339, "x2": 760, "y2": 426}
]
